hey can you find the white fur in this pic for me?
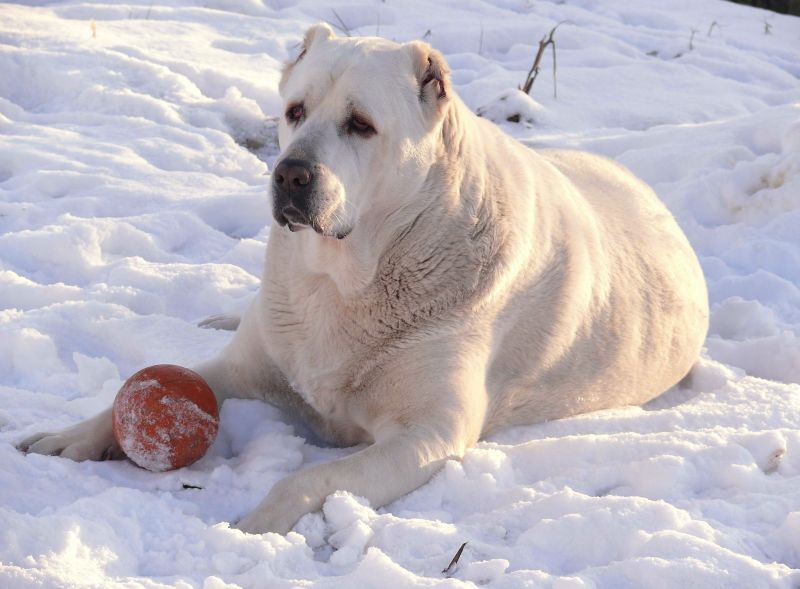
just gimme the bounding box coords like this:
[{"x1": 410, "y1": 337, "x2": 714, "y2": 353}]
[{"x1": 18, "y1": 25, "x2": 709, "y2": 535}]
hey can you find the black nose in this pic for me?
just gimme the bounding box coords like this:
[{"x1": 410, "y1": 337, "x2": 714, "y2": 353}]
[
  {"x1": 274, "y1": 159, "x2": 312, "y2": 192},
  {"x1": 272, "y1": 158, "x2": 316, "y2": 229}
]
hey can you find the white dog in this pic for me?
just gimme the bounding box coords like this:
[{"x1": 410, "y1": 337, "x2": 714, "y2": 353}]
[{"x1": 18, "y1": 24, "x2": 709, "y2": 535}]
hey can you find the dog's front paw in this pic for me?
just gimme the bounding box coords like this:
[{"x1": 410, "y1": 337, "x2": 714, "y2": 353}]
[
  {"x1": 17, "y1": 430, "x2": 123, "y2": 461},
  {"x1": 234, "y1": 500, "x2": 304, "y2": 536},
  {"x1": 234, "y1": 478, "x2": 317, "y2": 535},
  {"x1": 16, "y1": 409, "x2": 123, "y2": 462},
  {"x1": 234, "y1": 510, "x2": 286, "y2": 535}
]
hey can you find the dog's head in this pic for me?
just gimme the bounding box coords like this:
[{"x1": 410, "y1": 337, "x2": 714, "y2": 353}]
[{"x1": 272, "y1": 24, "x2": 451, "y2": 240}]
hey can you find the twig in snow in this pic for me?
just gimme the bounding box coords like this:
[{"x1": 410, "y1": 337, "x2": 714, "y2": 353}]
[
  {"x1": 328, "y1": 9, "x2": 352, "y2": 37},
  {"x1": 478, "y1": 24, "x2": 484, "y2": 55},
  {"x1": 520, "y1": 22, "x2": 564, "y2": 99},
  {"x1": 442, "y1": 542, "x2": 467, "y2": 576},
  {"x1": 763, "y1": 21, "x2": 772, "y2": 35},
  {"x1": 688, "y1": 27, "x2": 699, "y2": 51},
  {"x1": 707, "y1": 21, "x2": 720, "y2": 36}
]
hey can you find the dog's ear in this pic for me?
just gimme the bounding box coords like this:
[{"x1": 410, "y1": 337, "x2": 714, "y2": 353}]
[
  {"x1": 406, "y1": 41, "x2": 451, "y2": 117},
  {"x1": 301, "y1": 23, "x2": 335, "y2": 54},
  {"x1": 280, "y1": 24, "x2": 335, "y2": 93}
]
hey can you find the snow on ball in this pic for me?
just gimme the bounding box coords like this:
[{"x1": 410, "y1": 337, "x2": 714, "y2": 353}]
[{"x1": 112, "y1": 364, "x2": 219, "y2": 472}]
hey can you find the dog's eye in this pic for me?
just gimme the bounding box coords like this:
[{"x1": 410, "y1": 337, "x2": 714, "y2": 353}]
[
  {"x1": 286, "y1": 103, "x2": 305, "y2": 125},
  {"x1": 347, "y1": 113, "x2": 376, "y2": 137}
]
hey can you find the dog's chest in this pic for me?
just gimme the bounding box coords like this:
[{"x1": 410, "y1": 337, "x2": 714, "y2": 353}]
[{"x1": 264, "y1": 276, "x2": 374, "y2": 421}]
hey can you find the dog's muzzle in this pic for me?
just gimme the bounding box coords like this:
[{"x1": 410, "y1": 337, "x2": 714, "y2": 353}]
[{"x1": 271, "y1": 158, "x2": 350, "y2": 239}]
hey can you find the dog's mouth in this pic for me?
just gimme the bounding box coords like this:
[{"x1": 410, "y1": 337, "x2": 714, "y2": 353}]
[
  {"x1": 311, "y1": 224, "x2": 351, "y2": 240},
  {"x1": 280, "y1": 216, "x2": 351, "y2": 240}
]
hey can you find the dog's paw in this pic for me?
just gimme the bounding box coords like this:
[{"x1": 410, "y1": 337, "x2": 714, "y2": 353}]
[
  {"x1": 197, "y1": 313, "x2": 241, "y2": 331},
  {"x1": 16, "y1": 431, "x2": 57, "y2": 454},
  {"x1": 17, "y1": 412, "x2": 124, "y2": 462},
  {"x1": 234, "y1": 504, "x2": 297, "y2": 536},
  {"x1": 234, "y1": 478, "x2": 316, "y2": 535},
  {"x1": 18, "y1": 431, "x2": 124, "y2": 461}
]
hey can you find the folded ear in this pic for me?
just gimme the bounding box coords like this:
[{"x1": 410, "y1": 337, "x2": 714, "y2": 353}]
[
  {"x1": 406, "y1": 41, "x2": 451, "y2": 117},
  {"x1": 302, "y1": 23, "x2": 335, "y2": 53},
  {"x1": 280, "y1": 23, "x2": 335, "y2": 93}
]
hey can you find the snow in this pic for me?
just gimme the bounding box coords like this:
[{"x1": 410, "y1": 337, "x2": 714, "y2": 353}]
[{"x1": 1, "y1": 0, "x2": 799, "y2": 587}]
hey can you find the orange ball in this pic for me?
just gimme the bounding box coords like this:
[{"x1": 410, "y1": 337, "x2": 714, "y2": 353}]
[{"x1": 112, "y1": 364, "x2": 219, "y2": 472}]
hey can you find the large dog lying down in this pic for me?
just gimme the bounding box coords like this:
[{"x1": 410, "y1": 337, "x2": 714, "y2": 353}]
[{"x1": 18, "y1": 24, "x2": 709, "y2": 534}]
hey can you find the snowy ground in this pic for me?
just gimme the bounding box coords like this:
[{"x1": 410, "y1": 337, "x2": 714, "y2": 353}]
[{"x1": 1, "y1": 0, "x2": 800, "y2": 587}]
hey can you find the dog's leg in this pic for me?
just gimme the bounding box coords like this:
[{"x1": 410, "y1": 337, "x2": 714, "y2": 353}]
[
  {"x1": 234, "y1": 369, "x2": 485, "y2": 535},
  {"x1": 234, "y1": 427, "x2": 467, "y2": 534},
  {"x1": 16, "y1": 407, "x2": 124, "y2": 461}
]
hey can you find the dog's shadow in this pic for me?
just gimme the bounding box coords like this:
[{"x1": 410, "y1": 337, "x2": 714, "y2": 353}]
[
  {"x1": 642, "y1": 387, "x2": 702, "y2": 411},
  {"x1": 642, "y1": 376, "x2": 703, "y2": 411}
]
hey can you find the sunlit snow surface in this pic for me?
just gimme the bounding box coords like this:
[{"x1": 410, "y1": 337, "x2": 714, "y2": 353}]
[{"x1": 1, "y1": 1, "x2": 799, "y2": 587}]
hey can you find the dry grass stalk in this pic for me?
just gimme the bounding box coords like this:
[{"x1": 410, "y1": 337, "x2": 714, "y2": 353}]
[
  {"x1": 442, "y1": 542, "x2": 467, "y2": 576},
  {"x1": 520, "y1": 22, "x2": 563, "y2": 98},
  {"x1": 328, "y1": 9, "x2": 352, "y2": 37}
]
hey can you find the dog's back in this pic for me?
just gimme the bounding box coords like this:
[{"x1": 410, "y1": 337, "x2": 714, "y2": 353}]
[{"x1": 482, "y1": 145, "x2": 708, "y2": 432}]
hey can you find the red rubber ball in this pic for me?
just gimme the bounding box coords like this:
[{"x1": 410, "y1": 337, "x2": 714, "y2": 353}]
[{"x1": 112, "y1": 364, "x2": 219, "y2": 472}]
